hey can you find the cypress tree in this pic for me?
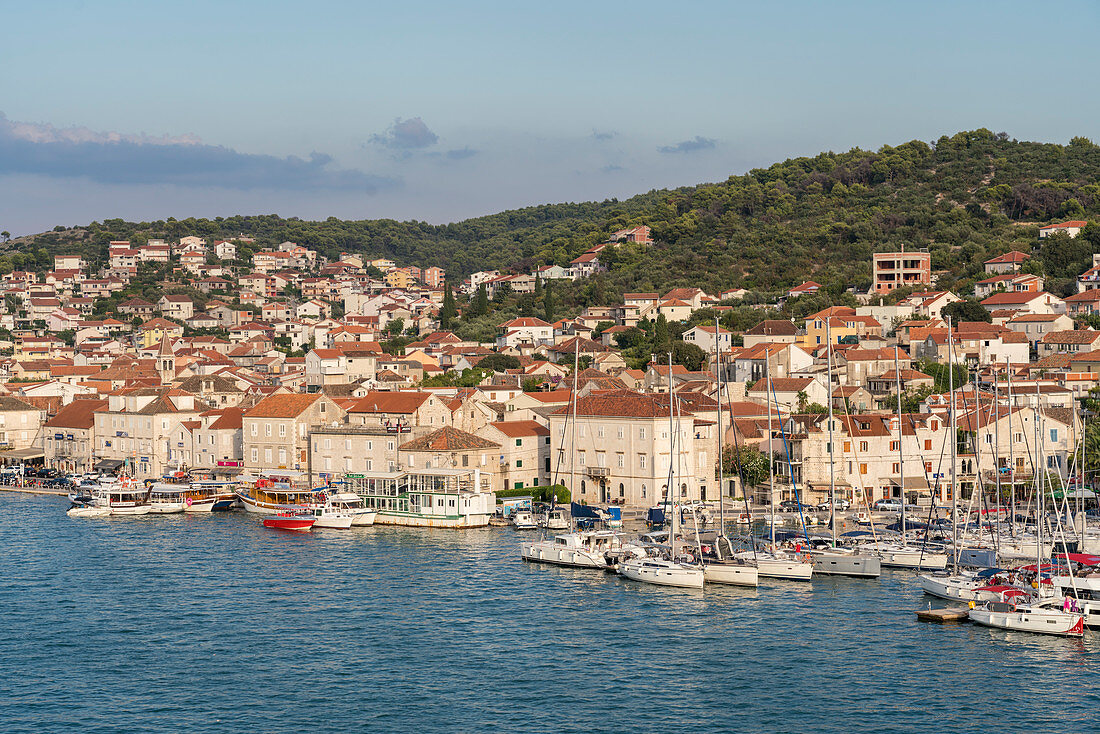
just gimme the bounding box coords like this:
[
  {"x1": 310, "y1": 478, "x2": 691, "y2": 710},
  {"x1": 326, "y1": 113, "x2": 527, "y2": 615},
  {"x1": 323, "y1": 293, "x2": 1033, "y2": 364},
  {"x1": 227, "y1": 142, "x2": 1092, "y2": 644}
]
[
  {"x1": 439, "y1": 281, "x2": 456, "y2": 329},
  {"x1": 476, "y1": 283, "x2": 489, "y2": 315}
]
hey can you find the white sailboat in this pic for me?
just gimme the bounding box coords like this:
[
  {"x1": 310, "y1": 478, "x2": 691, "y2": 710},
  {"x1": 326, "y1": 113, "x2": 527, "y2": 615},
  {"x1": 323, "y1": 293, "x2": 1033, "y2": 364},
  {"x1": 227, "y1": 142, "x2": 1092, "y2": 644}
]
[
  {"x1": 969, "y1": 385, "x2": 1084, "y2": 636},
  {"x1": 620, "y1": 355, "x2": 705, "y2": 590},
  {"x1": 809, "y1": 318, "x2": 880, "y2": 578}
]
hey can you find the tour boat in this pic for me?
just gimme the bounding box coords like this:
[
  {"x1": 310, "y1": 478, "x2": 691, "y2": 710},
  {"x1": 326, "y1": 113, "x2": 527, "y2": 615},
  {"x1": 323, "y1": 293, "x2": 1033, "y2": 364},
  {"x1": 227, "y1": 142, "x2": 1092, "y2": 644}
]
[
  {"x1": 262, "y1": 511, "x2": 316, "y2": 532},
  {"x1": 968, "y1": 598, "x2": 1084, "y2": 637},
  {"x1": 95, "y1": 479, "x2": 153, "y2": 516},
  {"x1": 521, "y1": 530, "x2": 625, "y2": 569},
  {"x1": 619, "y1": 557, "x2": 705, "y2": 589},
  {"x1": 343, "y1": 469, "x2": 495, "y2": 528},
  {"x1": 512, "y1": 510, "x2": 538, "y2": 530},
  {"x1": 147, "y1": 483, "x2": 187, "y2": 514},
  {"x1": 236, "y1": 483, "x2": 314, "y2": 514},
  {"x1": 182, "y1": 481, "x2": 239, "y2": 512}
]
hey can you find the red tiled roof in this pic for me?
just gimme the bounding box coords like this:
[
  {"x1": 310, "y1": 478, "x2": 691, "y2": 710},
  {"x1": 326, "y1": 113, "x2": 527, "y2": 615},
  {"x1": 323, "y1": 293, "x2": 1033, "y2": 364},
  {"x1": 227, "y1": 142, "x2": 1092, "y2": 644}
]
[{"x1": 399, "y1": 426, "x2": 500, "y2": 451}]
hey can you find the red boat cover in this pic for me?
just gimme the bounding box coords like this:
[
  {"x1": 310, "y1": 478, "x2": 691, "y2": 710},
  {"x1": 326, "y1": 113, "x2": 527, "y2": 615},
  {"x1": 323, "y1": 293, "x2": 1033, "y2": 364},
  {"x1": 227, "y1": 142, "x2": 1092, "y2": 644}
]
[{"x1": 1054, "y1": 553, "x2": 1100, "y2": 566}]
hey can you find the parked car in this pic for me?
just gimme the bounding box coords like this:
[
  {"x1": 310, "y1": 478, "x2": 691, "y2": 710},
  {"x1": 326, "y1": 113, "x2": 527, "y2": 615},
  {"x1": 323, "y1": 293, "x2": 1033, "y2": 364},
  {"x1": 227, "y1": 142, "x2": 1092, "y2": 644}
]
[
  {"x1": 817, "y1": 499, "x2": 851, "y2": 511},
  {"x1": 873, "y1": 499, "x2": 904, "y2": 512},
  {"x1": 779, "y1": 500, "x2": 804, "y2": 512}
]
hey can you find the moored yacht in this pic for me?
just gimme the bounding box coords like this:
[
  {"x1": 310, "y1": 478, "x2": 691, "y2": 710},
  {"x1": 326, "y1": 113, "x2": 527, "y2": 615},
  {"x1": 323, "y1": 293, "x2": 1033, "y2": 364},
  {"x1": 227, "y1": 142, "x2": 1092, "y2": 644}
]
[
  {"x1": 521, "y1": 530, "x2": 625, "y2": 569},
  {"x1": 968, "y1": 598, "x2": 1084, "y2": 637},
  {"x1": 619, "y1": 556, "x2": 704, "y2": 589}
]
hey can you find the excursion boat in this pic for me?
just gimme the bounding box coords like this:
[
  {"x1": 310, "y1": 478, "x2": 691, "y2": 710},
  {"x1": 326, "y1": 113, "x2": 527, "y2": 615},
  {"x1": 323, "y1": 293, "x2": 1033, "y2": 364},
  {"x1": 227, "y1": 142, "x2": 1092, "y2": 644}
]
[
  {"x1": 262, "y1": 511, "x2": 316, "y2": 532},
  {"x1": 343, "y1": 469, "x2": 495, "y2": 528},
  {"x1": 95, "y1": 479, "x2": 153, "y2": 516},
  {"x1": 147, "y1": 483, "x2": 188, "y2": 514},
  {"x1": 521, "y1": 530, "x2": 626, "y2": 568},
  {"x1": 619, "y1": 557, "x2": 705, "y2": 589},
  {"x1": 968, "y1": 598, "x2": 1084, "y2": 637},
  {"x1": 236, "y1": 482, "x2": 314, "y2": 514},
  {"x1": 182, "y1": 481, "x2": 239, "y2": 512}
]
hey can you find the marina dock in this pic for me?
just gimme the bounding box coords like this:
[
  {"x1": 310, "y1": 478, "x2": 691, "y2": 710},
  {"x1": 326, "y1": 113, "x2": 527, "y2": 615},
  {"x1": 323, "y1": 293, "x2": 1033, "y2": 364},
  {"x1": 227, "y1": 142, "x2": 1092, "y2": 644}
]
[{"x1": 915, "y1": 607, "x2": 970, "y2": 624}]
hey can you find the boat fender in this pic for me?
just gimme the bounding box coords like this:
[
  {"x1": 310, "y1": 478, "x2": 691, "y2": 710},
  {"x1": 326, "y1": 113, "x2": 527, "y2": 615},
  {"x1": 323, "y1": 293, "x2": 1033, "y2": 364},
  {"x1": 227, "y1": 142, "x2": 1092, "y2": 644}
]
[
  {"x1": 185, "y1": 497, "x2": 193, "y2": 507},
  {"x1": 968, "y1": 601, "x2": 976, "y2": 609}
]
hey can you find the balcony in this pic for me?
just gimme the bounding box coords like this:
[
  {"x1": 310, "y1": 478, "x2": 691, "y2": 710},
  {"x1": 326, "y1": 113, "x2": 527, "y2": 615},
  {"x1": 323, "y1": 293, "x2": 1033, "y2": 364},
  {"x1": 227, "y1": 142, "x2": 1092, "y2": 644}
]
[{"x1": 586, "y1": 466, "x2": 610, "y2": 478}]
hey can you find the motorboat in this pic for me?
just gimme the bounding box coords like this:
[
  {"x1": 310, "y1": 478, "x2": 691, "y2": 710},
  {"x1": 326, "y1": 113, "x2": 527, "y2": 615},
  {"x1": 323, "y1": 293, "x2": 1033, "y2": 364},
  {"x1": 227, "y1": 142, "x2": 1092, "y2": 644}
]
[
  {"x1": 66, "y1": 502, "x2": 111, "y2": 518},
  {"x1": 262, "y1": 511, "x2": 316, "y2": 532},
  {"x1": 918, "y1": 569, "x2": 1018, "y2": 602},
  {"x1": 619, "y1": 556, "x2": 704, "y2": 589},
  {"x1": 325, "y1": 491, "x2": 377, "y2": 526},
  {"x1": 512, "y1": 510, "x2": 538, "y2": 530},
  {"x1": 968, "y1": 598, "x2": 1084, "y2": 637},
  {"x1": 96, "y1": 479, "x2": 152, "y2": 516},
  {"x1": 521, "y1": 530, "x2": 625, "y2": 569},
  {"x1": 539, "y1": 508, "x2": 569, "y2": 530},
  {"x1": 309, "y1": 504, "x2": 355, "y2": 529}
]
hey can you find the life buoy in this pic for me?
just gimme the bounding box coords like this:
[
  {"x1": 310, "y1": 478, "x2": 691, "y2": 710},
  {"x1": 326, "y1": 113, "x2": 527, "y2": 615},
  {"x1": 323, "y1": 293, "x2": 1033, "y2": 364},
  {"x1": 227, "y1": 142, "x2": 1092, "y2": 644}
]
[{"x1": 185, "y1": 497, "x2": 193, "y2": 507}]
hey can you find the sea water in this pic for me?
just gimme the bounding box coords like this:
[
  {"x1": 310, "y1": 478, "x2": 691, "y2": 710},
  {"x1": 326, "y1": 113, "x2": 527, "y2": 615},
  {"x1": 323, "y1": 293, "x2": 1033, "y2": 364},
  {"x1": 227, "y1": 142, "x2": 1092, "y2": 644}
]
[{"x1": 1, "y1": 493, "x2": 1096, "y2": 733}]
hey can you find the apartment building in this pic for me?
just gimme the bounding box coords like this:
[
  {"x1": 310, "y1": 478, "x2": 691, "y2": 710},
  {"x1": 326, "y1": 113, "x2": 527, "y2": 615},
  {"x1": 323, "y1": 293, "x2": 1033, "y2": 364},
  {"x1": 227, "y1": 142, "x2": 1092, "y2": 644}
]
[
  {"x1": 243, "y1": 393, "x2": 346, "y2": 474},
  {"x1": 872, "y1": 251, "x2": 931, "y2": 294}
]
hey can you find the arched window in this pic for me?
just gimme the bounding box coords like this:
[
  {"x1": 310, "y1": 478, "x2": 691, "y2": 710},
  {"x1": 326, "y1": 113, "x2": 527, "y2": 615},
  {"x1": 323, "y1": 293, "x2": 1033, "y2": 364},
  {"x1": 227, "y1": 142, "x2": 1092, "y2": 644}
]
[
  {"x1": 641, "y1": 484, "x2": 647, "y2": 499},
  {"x1": 681, "y1": 483, "x2": 688, "y2": 497},
  {"x1": 619, "y1": 483, "x2": 625, "y2": 498},
  {"x1": 580, "y1": 480, "x2": 586, "y2": 495}
]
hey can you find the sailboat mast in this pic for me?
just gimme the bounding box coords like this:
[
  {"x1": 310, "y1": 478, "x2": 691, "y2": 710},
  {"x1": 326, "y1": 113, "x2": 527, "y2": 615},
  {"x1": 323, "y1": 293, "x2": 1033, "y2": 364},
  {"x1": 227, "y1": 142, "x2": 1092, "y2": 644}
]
[
  {"x1": 826, "y1": 318, "x2": 837, "y2": 548},
  {"x1": 714, "y1": 317, "x2": 725, "y2": 535},
  {"x1": 948, "y1": 315, "x2": 957, "y2": 570},
  {"x1": 895, "y1": 345, "x2": 905, "y2": 535},
  {"x1": 1035, "y1": 380, "x2": 1043, "y2": 567},
  {"x1": 766, "y1": 347, "x2": 775, "y2": 549},
  {"x1": 993, "y1": 375, "x2": 1002, "y2": 549},
  {"x1": 569, "y1": 338, "x2": 579, "y2": 505},
  {"x1": 1007, "y1": 359, "x2": 1015, "y2": 537},
  {"x1": 668, "y1": 352, "x2": 677, "y2": 559}
]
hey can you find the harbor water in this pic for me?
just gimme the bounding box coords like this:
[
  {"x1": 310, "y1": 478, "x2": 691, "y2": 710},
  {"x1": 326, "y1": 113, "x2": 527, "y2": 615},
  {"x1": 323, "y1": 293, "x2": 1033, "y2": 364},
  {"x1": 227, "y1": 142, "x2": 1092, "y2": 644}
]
[{"x1": 2, "y1": 493, "x2": 1097, "y2": 733}]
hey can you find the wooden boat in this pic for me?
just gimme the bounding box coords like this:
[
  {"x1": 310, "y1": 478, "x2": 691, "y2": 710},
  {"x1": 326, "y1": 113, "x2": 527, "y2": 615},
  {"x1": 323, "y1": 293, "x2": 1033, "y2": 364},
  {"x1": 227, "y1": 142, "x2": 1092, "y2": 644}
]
[
  {"x1": 236, "y1": 482, "x2": 314, "y2": 514},
  {"x1": 183, "y1": 481, "x2": 238, "y2": 512},
  {"x1": 262, "y1": 511, "x2": 316, "y2": 532}
]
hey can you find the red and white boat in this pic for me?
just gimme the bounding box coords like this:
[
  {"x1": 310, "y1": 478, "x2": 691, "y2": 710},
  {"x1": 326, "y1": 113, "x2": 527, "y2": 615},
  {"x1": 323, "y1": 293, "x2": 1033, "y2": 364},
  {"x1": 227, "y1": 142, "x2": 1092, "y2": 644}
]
[{"x1": 262, "y1": 511, "x2": 316, "y2": 532}]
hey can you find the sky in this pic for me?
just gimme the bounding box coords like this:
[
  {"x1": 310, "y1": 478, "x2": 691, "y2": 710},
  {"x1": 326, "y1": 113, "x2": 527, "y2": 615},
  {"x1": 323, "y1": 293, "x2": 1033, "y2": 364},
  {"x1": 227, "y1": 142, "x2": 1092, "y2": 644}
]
[{"x1": 1, "y1": 0, "x2": 1098, "y2": 236}]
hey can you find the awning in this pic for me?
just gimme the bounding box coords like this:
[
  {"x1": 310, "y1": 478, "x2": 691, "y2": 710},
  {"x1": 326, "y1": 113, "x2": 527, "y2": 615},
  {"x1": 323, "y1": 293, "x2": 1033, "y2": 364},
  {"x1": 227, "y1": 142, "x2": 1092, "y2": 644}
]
[
  {"x1": 212, "y1": 467, "x2": 243, "y2": 476},
  {"x1": 94, "y1": 459, "x2": 125, "y2": 471},
  {"x1": 889, "y1": 476, "x2": 930, "y2": 489},
  {"x1": 1, "y1": 448, "x2": 45, "y2": 461}
]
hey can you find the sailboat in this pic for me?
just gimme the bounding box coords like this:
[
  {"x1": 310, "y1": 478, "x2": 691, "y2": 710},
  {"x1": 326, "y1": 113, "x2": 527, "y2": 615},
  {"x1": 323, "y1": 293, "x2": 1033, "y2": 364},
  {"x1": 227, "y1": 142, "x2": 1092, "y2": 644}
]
[
  {"x1": 969, "y1": 385, "x2": 1084, "y2": 636},
  {"x1": 865, "y1": 346, "x2": 948, "y2": 571},
  {"x1": 807, "y1": 317, "x2": 880, "y2": 578},
  {"x1": 619, "y1": 355, "x2": 706, "y2": 589},
  {"x1": 520, "y1": 339, "x2": 626, "y2": 570}
]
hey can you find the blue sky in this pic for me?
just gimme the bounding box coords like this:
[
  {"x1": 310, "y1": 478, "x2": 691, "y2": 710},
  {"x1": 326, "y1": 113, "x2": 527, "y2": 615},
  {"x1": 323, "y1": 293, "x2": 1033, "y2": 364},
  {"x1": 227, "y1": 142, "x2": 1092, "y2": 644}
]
[{"x1": 1, "y1": 0, "x2": 1097, "y2": 235}]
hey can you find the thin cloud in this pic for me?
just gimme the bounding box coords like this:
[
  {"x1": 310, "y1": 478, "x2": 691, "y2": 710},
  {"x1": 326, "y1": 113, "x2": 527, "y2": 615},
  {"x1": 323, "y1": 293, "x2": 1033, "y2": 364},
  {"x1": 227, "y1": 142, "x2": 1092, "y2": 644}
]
[
  {"x1": 370, "y1": 117, "x2": 439, "y2": 149},
  {"x1": 443, "y1": 147, "x2": 478, "y2": 160},
  {"x1": 600, "y1": 164, "x2": 625, "y2": 173},
  {"x1": 658, "y1": 135, "x2": 717, "y2": 154},
  {"x1": 592, "y1": 130, "x2": 617, "y2": 141},
  {"x1": 0, "y1": 112, "x2": 393, "y2": 191}
]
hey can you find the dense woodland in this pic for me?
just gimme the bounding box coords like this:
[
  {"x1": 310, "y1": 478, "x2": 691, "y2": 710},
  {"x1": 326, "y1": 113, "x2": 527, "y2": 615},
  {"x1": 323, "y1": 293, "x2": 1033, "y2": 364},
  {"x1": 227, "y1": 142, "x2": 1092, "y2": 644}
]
[{"x1": 6, "y1": 129, "x2": 1100, "y2": 312}]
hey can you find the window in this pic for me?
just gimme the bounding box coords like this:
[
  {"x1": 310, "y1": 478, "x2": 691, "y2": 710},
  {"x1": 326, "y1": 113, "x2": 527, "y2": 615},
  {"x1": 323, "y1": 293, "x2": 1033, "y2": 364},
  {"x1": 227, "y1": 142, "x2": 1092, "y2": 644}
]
[
  {"x1": 251, "y1": 423, "x2": 258, "y2": 436},
  {"x1": 639, "y1": 427, "x2": 646, "y2": 440},
  {"x1": 579, "y1": 425, "x2": 586, "y2": 437},
  {"x1": 639, "y1": 454, "x2": 647, "y2": 470},
  {"x1": 366, "y1": 459, "x2": 373, "y2": 471},
  {"x1": 515, "y1": 439, "x2": 522, "y2": 447},
  {"x1": 264, "y1": 448, "x2": 272, "y2": 464},
  {"x1": 388, "y1": 441, "x2": 394, "y2": 451},
  {"x1": 278, "y1": 448, "x2": 286, "y2": 465},
  {"x1": 984, "y1": 434, "x2": 992, "y2": 444},
  {"x1": 889, "y1": 441, "x2": 900, "y2": 452},
  {"x1": 279, "y1": 424, "x2": 286, "y2": 438},
  {"x1": 367, "y1": 441, "x2": 373, "y2": 451},
  {"x1": 1050, "y1": 429, "x2": 1058, "y2": 442},
  {"x1": 925, "y1": 461, "x2": 933, "y2": 473},
  {"x1": 617, "y1": 453, "x2": 624, "y2": 468},
  {"x1": 641, "y1": 484, "x2": 647, "y2": 498},
  {"x1": 859, "y1": 463, "x2": 868, "y2": 475},
  {"x1": 892, "y1": 462, "x2": 900, "y2": 473},
  {"x1": 345, "y1": 439, "x2": 351, "y2": 451},
  {"x1": 617, "y1": 427, "x2": 624, "y2": 439},
  {"x1": 1014, "y1": 432, "x2": 1023, "y2": 444},
  {"x1": 580, "y1": 480, "x2": 586, "y2": 495},
  {"x1": 578, "y1": 451, "x2": 586, "y2": 466},
  {"x1": 319, "y1": 401, "x2": 326, "y2": 414},
  {"x1": 859, "y1": 441, "x2": 868, "y2": 452},
  {"x1": 265, "y1": 423, "x2": 272, "y2": 437},
  {"x1": 516, "y1": 459, "x2": 523, "y2": 468},
  {"x1": 251, "y1": 448, "x2": 258, "y2": 462},
  {"x1": 619, "y1": 483, "x2": 625, "y2": 498},
  {"x1": 597, "y1": 426, "x2": 604, "y2": 438},
  {"x1": 843, "y1": 441, "x2": 851, "y2": 453},
  {"x1": 324, "y1": 438, "x2": 331, "y2": 450},
  {"x1": 924, "y1": 439, "x2": 932, "y2": 450},
  {"x1": 408, "y1": 455, "x2": 415, "y2": 467}
]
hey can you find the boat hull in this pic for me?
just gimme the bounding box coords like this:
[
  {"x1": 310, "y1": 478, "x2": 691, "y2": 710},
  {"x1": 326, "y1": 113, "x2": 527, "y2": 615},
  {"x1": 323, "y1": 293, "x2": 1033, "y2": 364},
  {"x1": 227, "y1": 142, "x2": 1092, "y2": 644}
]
[
  {"x1": 263, "y1": 516, "x2": 315, "y2": 532},
  {"x1": 753, "y1": 556, "x2": 814, "y2": 581},
  {"x1": 873, "y1": 547, "x2": 948, "y2": 571},
  {"x1": 350, "y1": 510, "x2": 377, "y2": 527},
  {"x1": 620, "y1": 559, "x2": 704, "y2": 589},
  {"x1": 968, "y1": 606, "x2": 1084, "y2": 637},
  {"x1": 703, "y1": 562, "x2": 759, "y2": 587},
  {"x1": 109, "y1": 504, "x2": 153, "y2": 516},
  {"x1": 148, "y1": 502, "x2": 185, "y2": 514},
  {"x1": 810, "y1": 551, "x2": 881, "y2": 578},
  {"x1": 373, "y1": 511, "x2": 489, "y2": 528},
  {"x1": 313, "y1": 514, "x2": 354, "y2": 529},
  {"x1": 520, "y1": 542, "x2": 608, "y2": 569},
  {"x1": 66, "y1": 505, "x2": 111, "y2": 518}
]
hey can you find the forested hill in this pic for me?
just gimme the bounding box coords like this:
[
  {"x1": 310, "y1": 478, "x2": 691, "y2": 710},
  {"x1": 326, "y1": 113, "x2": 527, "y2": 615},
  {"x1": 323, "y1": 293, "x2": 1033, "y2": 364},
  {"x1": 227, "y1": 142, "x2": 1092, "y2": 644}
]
[{"x1": 9, "y1": 129, "x2": 1100, "y2": 297}]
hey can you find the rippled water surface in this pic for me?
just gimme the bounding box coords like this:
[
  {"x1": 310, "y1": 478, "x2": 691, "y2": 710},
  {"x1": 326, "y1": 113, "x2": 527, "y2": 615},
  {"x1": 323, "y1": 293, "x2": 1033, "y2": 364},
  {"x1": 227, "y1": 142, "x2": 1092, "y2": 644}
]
[{"x1": 2, "y1": 493, "x2": 1097, "y2": 733}]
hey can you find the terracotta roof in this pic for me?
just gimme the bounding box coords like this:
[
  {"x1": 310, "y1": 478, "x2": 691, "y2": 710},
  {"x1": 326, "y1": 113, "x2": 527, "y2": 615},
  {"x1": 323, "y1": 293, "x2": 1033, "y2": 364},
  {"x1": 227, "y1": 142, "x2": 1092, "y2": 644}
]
[
  {"x1": 348, "y1": 391, "x2": 432, "y2": 414},
  {"x1": 1039, "y1": 221, "x2": 1087, "y2": 229},
  {"x1": 243, "y1": 393, "x2": 321, "y2": 418},
  {"x1": 43, "y1": 398, "x2": 106, "y2": 429},
  {"x1": 207, "y1": 407, "x2": 244, "y2": 430},
  {"x1": 1039, "y1": 330, "x2": 1100, "y2": 345},
  {"x1": 489, "y1": 420, "x2": 550, "y2": 437},
  {"x1": 745, "y1": 319, "x2": 798, "y2": 336},
  {"x1": 747, "y1": 377, "x2": 816, "y2": 393},
  {"x1": 399, "y1": 426, "x2": 500, "y2": 451},
  {"x1": 551, "y1": 390, "x2": 686, "y2": 419},
  {"x1": 984, "y1": 250, "x2": 1031, "y2": 264}
]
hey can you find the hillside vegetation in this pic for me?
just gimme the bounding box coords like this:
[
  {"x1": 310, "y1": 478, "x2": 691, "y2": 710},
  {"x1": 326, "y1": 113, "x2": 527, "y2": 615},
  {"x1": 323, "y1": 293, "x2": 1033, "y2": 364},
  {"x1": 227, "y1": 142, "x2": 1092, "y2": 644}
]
[{"x1": 7, "y1": 129, "x2": 1100, "y2": 301}]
